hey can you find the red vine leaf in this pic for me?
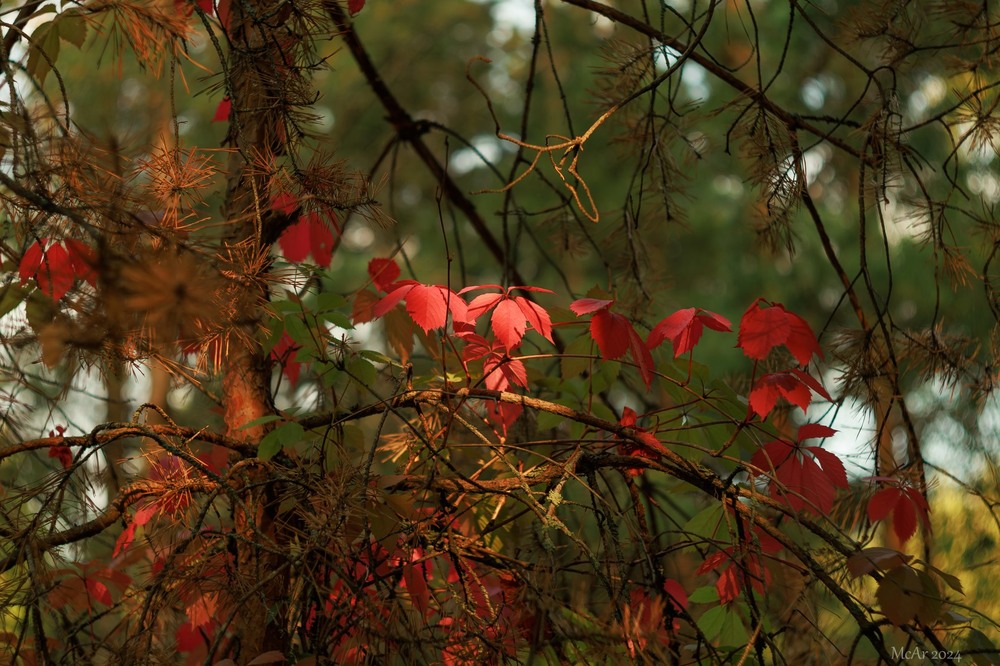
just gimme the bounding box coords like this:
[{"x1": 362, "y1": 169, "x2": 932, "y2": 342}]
[
  {"x1": 375, "y1": 281, "x2": 469, "y2": 333},
  {"x1": 647, "y1": 307, "x2": 732, "y2": 357},
  {"x1": 212, "y1": 97, "x2": 231, "y2": 123},
  {"x1": 461, "y1": 333, "x2": 527, "y2": 392},
  {"x1": 570, "y1": 299, "x2": 654, "y2": 388},
  {"x1": 19, "y1": 239, "x2": 96, "y2": 301},
  {"x1": 270, "y1": 331, "x2": 302, "y2": 386},
  {"x1": 348, "y1": 0, "x2": 366, "y2": 16},
  {"x1": 616, "y1": 407, "x2": 664, "y2": 475},
  {"x1": 368, "y1": 257, "x2": 400, "y2": 292},
  {"x1": 738, "y1": 299, "x2": 822, "y2": 365},
  {"x1": 749, "y1": 369, "x2": 831, "y2": 418},
  {"x1": 867, "y1": 484, "x2": 931, "y2": 544},
  {"x1": 351, "y1": 288, "x2": 380, "y2": 324},
  {"x1": 464, "y1": 286, "x2": 554, "y2": 351},
  {"x1": 749, "y1": 438, "x2": 848, "y2": 514},
  {"x1": 278, "y1": 211, "x2": 336, "y2": 267}
]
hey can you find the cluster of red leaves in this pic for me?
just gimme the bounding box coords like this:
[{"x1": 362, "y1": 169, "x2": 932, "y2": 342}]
[
  {"x1": 47, "y1": 563, "x2": 131, "y2": 612},
  {"x1": 18, "y1": 238, "x2": 96, "y2": 301},
  {"x1": 866, "y1": 478, "x2": 931, "y2": 543},
  {"x1": 749, "y1": 424, "x2": 847, "y2": 515},
  {"x1": 47, "y1": 424, "x2": 71, "y2": 468},
  {"x1": 695, "y1": 521, "x2": 783, "y2": 604},
  {"x1": 623, "y1": 580, "x2": 688, "y2": 657},
  {"x1": 463, "y1": 285, "x2": 554, "y2": 351},
  {"x1": 739, "y1": 299, "x2": 829, "y2": 418},
  {"x1": 272, "y1": 190, "x2": 339, "y2": 267},
  {"x1": 648, "y1": 307, "x2": 732, "y2": 357}
]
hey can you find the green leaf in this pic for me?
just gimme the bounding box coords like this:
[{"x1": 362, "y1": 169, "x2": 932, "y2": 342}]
[
  {"x1": 697, "y1": 604, "x2": 748, "y2": 648},
  {"x1": 283, "y1": 316, "x2": 312, "y2": 346},
  {"x1": 257, "y1": 422, "x2": 305, "y2": 461},
  {"x1": 684, "y1": 503, "x2": 726, "y2": 541},
  {"x1": 323, "y1": 311, "x2": 354, "y2": 330},
  {"x1": 965, "y1": 628, "x2": 1000, "y2": 665},
  {"x1": 0, "y1": 284, "x2": 28, "y2": 318},
  {"x1": 347, "y1": 356, "x2": 377, "y2": 388},
  {"x1": 360, "y1": 349, "x2": 391, "y2": 365},
  {"x1": 536, "y1": 410, "x2": 564, "y2": 433},
  {"x1": 58, "y1": 10, "x2": 88, "y2": 48},
  {"x1": 25, "y1": 292, "x2": 55, "y2": 332},
  {"x1": 27, "y1": 21, "x2": 62, "y2": 86},
  {"x1": 260, "y1": 319, "x2": 285, "y2": 355},
  {"x1": 688, "y1": 585, "x2": 719, "y2": 604},
  {"x1": 315, "y1": 292, "x2": 347, "y2": 312},
  {"x1": 237, "y1": 414, "x2": 284, "y2": 431},
  {"x1": 561, "y1": 334, "x2": 594, "y2": 380}
]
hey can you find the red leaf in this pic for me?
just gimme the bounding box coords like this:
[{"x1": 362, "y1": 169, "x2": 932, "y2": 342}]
[
  {"x1": 616, "y1": 408, "x2": 663, "y2": 474},
  {"x1": 784, "y1": 311, "x2": 823, "y2": 365},
  {"x1": 18, "y1": 240, "x2": 44, "y2": 283},
  {"x1": 716, "y1": 565, "x2": 742, "y2": 604},
  {"x1": 25, "y1": 241, "x2": 76, "y2": 301},
  {"x1": 483, "y1": 355, "x2": 527, "y2": 392},
  {"x1": 212, "y1": 97, "x2": 231, "y2": 123},
  {"x1": 373, "y1": 282, "x2": 415, "y2": 318},
  {"x1": 112, "y1": 522, "x2": 137, "y2": 558},
  {"x1": 662, "y1": 579, "x2": 688, "y2": 613},
  {"x1": 407, "y1": 284, "x2": 463, "y2": 333},
  {"x1": 278, "y1": 211, "x2": 335, "y2": 267},
  {"x1": 695, "y1": 549, "x2": 730, "y2": 576},
  {"x1": 590, "y1": 309, "x2": 630, "y2": 360},
  {"x1": 63, "y1": 239, "x2": 97, "y2": 286},
  {"x1": 738, "y1": 300, "x2": 789, "y2": 360},
  {"x1": 807, "y1": 445, "x2": 848, "y2": 491},
  {"x1": 867, "y1": 487, "x2": 901, "y2": 523},
  {"x1": 368, "y1": 258, "x2": 400, "y2": 292},
  {"x1": 648, "y1": 308, "x2": 732, "y2": 357},
  {"x1": 186, "y1": 594, "x2": 217, "y2": 630},
  {"x1": 377, "y1": 283, "x2": 469, "y2": 333},
  {"x1": 48, "y1": 444, "x2": 72, "y2": 469},
  {"x1": 271, "y1": 189, "x2": 297, "y2": 215},
  {"x1": 348, "y1": 0, "x2": 365, "y2": 16},
  {"x1": 628, "y1": 325, "x2": 655, "y2": 389},
  {"x1": 791, "y1": 367, "x2": 832, "y2": 401},
  {"x1": 270, "y1": 331, "x2": 301, "y2": 386},
  {"x1": 892, "y1": 494, "x2": 918, "y2": 543},
  {"x1": 866, "y1": 484, "x2": 931, "y2": 544},
  {"x1": 514, "y1": 296, "x2": 554, "y2": 344},
  {"x1": 216, "y1": 0, "x2": 231, "y2": 28},
  {"x1": 797, "y1": 423, "x2": 837, "y2": 441},
  {"x1": 738, "y1": 300, "x2": 821, "y2": 365},
  {"x1": 491, "y1": 298, "x2": 527, "y2": 350},
  {"x1": 749, "y1": 372, "x2": 812, "y2": 418},
  {"x1": 466, "y1": 292, "x2": 503, "y2": 321},
  {"x1": 485, "y1": 401, "x2": 521, "y2": 435},
  {"x1": 569, "y1": 297, "x2": 613, "y2": 315},
  {"x1": 750, "y1": 440, "x2": 846, "y2": 514},
  {"x1": 620, "y1": 406, "x2": 638, "y2": 427},
  {"x1": 352, "y1": 288, "x2": 380, "y2": 324},
  {"x1": 176, "y1": 621, "x2": 208, "y2": 652},
  {"x1": 197, "y1": 0, "x2": 213, "y2": 13},
  {"x1": 86, "y1": 578, "x2": 112, "y2": 606},
  {"x1": 573, "y1": 301, "x2": 655, "y2": 389},
  {"x1": 134, "y1": 503, "x2": 158, "y2": 526},
  {"x1": 400, "y1": 549, "x2": 432, "y2": 617}
]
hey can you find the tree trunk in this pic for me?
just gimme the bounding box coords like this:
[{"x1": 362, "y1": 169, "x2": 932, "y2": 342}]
[{"x1": 219, "y1": 0, "x2": 290, "y2": 659}]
